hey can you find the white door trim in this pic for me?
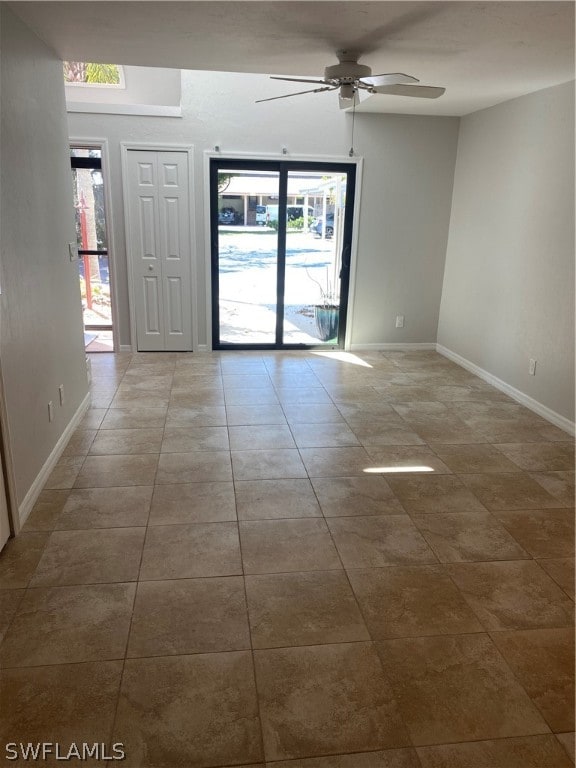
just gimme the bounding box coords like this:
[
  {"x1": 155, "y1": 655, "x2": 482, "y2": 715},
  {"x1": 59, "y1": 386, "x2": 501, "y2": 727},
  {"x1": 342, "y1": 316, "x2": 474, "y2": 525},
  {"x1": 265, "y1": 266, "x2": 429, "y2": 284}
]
[
  {"x1": 121, "y1": 142, "x2": 197, "y2": 352},
  {"x1": 344, "y1": 156, "x2": 363, "y2": 352},
  {"x1": 69, "y1": 138, "x2": 119, "y2": 352},
  {"x1": 202, "y1": 150, "x2": 363, "y2": 351}
]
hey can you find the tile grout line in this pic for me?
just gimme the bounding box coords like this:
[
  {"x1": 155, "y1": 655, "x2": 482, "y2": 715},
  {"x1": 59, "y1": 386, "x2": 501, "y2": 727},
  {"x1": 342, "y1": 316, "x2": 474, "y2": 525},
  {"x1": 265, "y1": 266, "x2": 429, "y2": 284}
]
[
  {"x1": 228, "y1": 355, "x2": 271, "y2": 766},
  {"x1": 102, "y1": 353, "x2": 149, "y2": 753}
]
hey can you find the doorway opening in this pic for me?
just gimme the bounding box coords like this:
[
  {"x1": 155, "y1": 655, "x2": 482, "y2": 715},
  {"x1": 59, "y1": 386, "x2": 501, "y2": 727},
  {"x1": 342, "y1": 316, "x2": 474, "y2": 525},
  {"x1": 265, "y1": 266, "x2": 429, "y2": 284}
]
[
  {"x1": 70, "y1": 146, "x2": 115, "y2": 352},
  {"x1": 210, "y1": 159, "x2": 356, "y2": 350}
]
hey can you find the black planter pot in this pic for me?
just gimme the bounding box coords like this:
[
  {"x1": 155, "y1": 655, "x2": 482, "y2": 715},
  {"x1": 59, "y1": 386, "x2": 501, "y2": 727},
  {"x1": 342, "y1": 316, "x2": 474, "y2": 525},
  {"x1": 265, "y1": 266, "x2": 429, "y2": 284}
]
[{"x1": 314, "y1": 306, "x2": 339, "y2": 342}]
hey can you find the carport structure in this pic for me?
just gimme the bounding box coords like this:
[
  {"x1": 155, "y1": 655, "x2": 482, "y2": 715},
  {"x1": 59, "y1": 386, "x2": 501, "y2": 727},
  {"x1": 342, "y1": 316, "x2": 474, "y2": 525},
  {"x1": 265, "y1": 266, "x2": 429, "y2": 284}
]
[{"x1": 219, "y1": 171, "x2": 332, "y2": 227}]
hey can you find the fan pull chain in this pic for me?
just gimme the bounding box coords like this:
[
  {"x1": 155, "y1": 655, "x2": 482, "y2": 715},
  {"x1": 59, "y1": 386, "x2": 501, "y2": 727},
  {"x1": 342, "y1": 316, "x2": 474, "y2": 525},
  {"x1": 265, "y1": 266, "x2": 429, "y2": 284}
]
[{"x1": 349, "y1": 95, "x2": 356, "y2": 157}]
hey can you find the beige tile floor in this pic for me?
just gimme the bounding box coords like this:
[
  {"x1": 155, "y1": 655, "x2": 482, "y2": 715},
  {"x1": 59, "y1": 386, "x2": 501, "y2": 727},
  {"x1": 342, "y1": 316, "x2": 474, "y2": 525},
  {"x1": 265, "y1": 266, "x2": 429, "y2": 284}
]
[{"x1": 0, "y1": 349, "x2": 574, "y2": 768}]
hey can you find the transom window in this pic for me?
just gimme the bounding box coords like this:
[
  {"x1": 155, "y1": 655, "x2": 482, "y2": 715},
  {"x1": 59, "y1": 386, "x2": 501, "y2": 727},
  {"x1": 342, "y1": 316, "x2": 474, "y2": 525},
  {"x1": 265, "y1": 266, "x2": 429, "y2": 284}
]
[{"x1": 63, "y1": 62, "x2": 125, "y2": 88}]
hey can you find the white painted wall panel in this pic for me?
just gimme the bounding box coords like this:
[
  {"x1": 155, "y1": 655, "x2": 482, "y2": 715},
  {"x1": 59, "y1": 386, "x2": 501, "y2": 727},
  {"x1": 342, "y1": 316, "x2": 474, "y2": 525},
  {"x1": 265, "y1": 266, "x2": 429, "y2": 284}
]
[
  {"x1": 438, "y1": 81, "x2": 575, "y2": 421},
  {"x1": 1, "y1": 6, "x2": 88, "y2": 510}
]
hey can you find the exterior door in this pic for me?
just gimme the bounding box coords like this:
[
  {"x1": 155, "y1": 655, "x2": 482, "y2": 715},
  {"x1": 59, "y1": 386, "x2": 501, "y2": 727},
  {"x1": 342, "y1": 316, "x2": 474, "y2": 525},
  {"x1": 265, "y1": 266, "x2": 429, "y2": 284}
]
[
  {"x1": 126, "y1": 150, "x2": 192, "y2": 351},
  {"x1": 210, "y1": 159, "x2": 356, "y2": 350},
  {"x1": 70, "y1": 146, "x2": 115, "y2": 352}
]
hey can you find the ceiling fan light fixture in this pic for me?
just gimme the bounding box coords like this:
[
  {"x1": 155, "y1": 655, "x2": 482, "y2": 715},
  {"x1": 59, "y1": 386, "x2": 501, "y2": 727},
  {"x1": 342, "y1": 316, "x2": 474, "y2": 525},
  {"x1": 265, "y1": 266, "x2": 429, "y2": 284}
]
[{"x1": 339, "y1": 83, "x2": 355, "y2": 101}]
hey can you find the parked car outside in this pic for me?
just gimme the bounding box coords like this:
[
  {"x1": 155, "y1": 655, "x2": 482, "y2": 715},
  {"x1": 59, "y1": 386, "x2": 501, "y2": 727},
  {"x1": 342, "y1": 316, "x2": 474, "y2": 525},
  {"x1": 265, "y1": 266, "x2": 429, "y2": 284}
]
[
  {"x1": 219, "y1": 207, "x2": 236, "y2": 224},
  {"x1": 287, "y1": 205, "x2": 315, "y2": 222},
  {"x1": 266, "y1": 205, "x2": 315, "y2": 225},
  {"x1": 310, "y1": 213, "x2": 334, "y2": 238},
  {"x1": 255, "y1": 205, "x2": 267, "y2": 225},
  {"x1": 266, "y1": 204, "x2": 279, "y2": 225}
]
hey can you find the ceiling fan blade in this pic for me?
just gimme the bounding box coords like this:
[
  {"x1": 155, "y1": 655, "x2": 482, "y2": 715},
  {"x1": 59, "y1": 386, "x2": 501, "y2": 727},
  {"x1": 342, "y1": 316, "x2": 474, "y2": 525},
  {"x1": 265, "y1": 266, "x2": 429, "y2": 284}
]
[
  {"x1": 360, "y1": 73, "x2": 420, "y2": 87},
  {"x1": 270, "y1": 76, "x2": 329, "y2": 86},
  {"x1": 374, "y1": 84, "x2": 446, "y2": 99},
  {"x1": 256, "y1": 86, "x2": 337, "y2": 104}
]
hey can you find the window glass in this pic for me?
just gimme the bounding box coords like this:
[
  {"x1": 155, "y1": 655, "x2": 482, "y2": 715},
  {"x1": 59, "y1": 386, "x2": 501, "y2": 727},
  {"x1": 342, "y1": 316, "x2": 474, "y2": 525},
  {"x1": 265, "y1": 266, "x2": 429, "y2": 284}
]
[{"x1": 64, "y1": 62, "x2": 124, "y2": 88}]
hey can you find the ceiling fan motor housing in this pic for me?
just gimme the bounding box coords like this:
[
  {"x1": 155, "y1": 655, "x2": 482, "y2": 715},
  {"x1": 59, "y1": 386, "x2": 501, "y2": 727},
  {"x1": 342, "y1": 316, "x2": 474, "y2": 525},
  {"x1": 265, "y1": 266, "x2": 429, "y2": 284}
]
[{"x1": 324, "y1": 61, "x2": 372, "y2": 83}]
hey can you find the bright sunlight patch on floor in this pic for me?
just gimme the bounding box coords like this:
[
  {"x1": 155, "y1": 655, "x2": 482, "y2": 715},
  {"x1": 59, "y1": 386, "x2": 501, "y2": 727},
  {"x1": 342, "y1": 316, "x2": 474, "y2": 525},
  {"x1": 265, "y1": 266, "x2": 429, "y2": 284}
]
[
  {"x1": 364, "y1": 466, "x2": 436, "y2": 474},
  {"x1": 311, "y1": 350, "x2": 373, "y2": 367}
]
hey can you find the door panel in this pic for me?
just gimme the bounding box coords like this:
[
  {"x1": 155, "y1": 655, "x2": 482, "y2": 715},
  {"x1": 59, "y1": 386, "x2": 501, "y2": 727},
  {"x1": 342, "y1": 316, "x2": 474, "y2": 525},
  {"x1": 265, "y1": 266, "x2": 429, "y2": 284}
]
[
  {"x1": 139, "y1": 197, "x2": 158, "y2": 259},
  {"x1": 137, "y1": 161, "x2": 155, "y2": 186},
  {"x1": 213, "y1": 167, "x2": 280, "y2": 345},
  {"x1": 162, "y1": 162, "x2": 180, "y2": 187},
  {"x1": 166, "y1": 277, "x2": 185, "y2": 335},
  {"x1": 164, "y1": 198, "x2": 181, "y2": 257},
  {"x1": 157, "y1": 152, "x2": 192, "y2": 351},
  {"x1": 126, "y1": 150, "x2": 192, "y2": 351},
  {"x1": 142, "y1": 276, "x2": 162, "y2": 336},
  {"x1": 283, "y1": 170, "x2": 348, "y2": 344},
  {"x1": 128, "y1": 152, "x2": 164, "y2": 351}
]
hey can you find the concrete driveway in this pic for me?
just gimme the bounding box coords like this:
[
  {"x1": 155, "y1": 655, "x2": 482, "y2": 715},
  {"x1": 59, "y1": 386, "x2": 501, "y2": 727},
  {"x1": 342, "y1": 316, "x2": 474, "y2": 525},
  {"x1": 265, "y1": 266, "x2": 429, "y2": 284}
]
[{"x1": 217, "y1": 229, "x2": 338, "y2": 344}]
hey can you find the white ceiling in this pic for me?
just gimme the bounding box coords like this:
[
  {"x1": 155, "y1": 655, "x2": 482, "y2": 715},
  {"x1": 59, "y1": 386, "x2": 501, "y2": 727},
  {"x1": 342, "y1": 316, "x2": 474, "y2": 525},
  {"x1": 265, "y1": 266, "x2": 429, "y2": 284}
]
[{"x1": 10, "y1": 1, "x2": 575, "y2": 116}]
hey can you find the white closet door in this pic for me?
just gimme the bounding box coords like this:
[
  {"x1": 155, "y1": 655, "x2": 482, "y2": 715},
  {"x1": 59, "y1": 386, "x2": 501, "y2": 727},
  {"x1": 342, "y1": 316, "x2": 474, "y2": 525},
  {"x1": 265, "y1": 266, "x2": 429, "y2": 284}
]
[
  {"x1": 157, "y1": 152, "x2": 192, "y2": 351},
  {"x1": 126, "y1": 150, "x2": 192, "y2": 351}
]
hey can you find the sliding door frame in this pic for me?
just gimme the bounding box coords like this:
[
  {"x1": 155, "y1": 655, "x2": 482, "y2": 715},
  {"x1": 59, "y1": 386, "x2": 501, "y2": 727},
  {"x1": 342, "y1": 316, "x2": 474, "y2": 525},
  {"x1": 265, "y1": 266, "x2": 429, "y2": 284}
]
[{"x1": 209, "y1": 157, "x2": 358, "y2": 351}]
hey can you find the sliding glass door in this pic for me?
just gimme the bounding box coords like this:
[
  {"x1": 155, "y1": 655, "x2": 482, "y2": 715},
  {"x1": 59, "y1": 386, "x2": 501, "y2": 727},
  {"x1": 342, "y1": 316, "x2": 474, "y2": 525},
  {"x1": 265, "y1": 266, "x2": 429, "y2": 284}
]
[{"x1": 210, "y1": 160, "x2": 356, "y2": 350}]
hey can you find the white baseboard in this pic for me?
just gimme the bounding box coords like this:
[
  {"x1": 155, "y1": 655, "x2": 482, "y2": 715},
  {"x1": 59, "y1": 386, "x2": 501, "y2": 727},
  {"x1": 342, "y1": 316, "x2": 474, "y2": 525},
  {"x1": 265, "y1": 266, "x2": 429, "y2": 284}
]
[
  {"x1": 437, "y1": 344, "x2": 575, "y2": 437},
  {"x1": 119, "y1": 345, "x2": 133, "y2": 353},
  {"x1": 18, "y1": 392, "x2": 91, "y2": 527},
  {"x1": 349, "y1": 343, "x2": 437, "y2": 352},
  {"x1": 196, "y1": 344, "x2": 209, "y2": 352}
]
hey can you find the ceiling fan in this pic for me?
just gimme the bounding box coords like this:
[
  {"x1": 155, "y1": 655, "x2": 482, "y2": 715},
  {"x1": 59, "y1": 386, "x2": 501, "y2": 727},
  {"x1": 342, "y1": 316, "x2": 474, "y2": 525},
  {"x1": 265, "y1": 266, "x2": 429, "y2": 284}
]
[{"x1": 256, "y1": 50, "x2": 446, "y2": 109}]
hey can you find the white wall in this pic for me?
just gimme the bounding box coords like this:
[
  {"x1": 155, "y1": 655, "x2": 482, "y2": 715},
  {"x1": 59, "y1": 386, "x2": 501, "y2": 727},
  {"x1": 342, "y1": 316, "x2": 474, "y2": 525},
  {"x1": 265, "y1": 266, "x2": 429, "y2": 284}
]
[
  {"x1": 1, "y1": 6, "x2": 89, "y2": 517},
  {"x1": 438, "y1": 81, "x2": 575, "y2": 423},
  {"x1": 351, "y1": 114, "x2": 459, "y2": 344},
  {"x1": 67, "y1": 70, "x2": 459, "y2": 349}
]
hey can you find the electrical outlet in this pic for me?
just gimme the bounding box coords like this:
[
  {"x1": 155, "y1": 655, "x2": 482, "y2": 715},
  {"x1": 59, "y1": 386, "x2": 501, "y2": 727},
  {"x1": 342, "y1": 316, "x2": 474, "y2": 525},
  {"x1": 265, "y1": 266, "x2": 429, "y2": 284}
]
[
  {"x1": 529, "y1": 358, "x2": 537, "y2": 376},
  {"x1": 48, "y1": 401, "x2": 54, "y2": 422},
  {"x1": 395, "y1": 315, "x2": 405, "y2": 328},
  {"x1": 59, "y1": 385, "x2": 65, "y2": 406}
]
